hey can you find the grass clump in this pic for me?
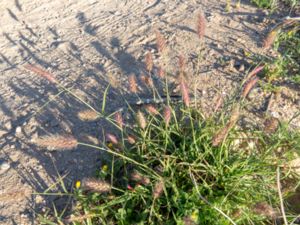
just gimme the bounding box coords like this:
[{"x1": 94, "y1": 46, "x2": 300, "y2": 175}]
[
  {"x1": 70, "y1": 106, "x2": 300, "y2": 224},
  {"x1": 251, "y1": 0, "x2": 299, "y2": 9},
  {"x1": 25, "y1": 13, "x2": 300, "y2": 225},
  {"x1": 264, "y1": 25, "x2": 300, "y2": 84},
  {"x1": 33, "y1": 81, "x2": 300, "y2": 224},
  {"x1": 251, "y1": 0, "x2": 277, "y2": 8}
]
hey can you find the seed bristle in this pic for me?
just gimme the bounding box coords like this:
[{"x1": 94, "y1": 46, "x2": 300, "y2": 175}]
[
  {"x1": 145, "y1": 52, "x2": 154, "y2": 72},
  {"x1": 141, "y1": 74, "x2": 154, "y2": 88},
  {"x1": 78, "y1": 110, "x2": 100, "y2": 121},
  {"x1": 131, "y1": 170, "x2": 150, "y2": 185},
  {"x1": 106, "y1": 133, "x2": 118, "y2": 145},
  {"x1": 158, "y1": 66, "x2": 165, "y2": 78},
  {"x1": 114, "y1": 111, "x2": 123, "y2": 129},
  {"x1": 155, "y1": 30, "x2": 166, "y2": 53},
  {"x1": 24, "y1": 64, "x2": 57, "y2": 84},
  {"x1": 212, "y1": 124, "x2": 231, "y2": 147},
  {"x1": 212, "y1": 105, "x2": 240, "y2": 146},
  {"x1": 244, "y1": 66, "x2": 264, "y2": 82},
  {"x1": 153, "y1": 180, "x2": 164, "y2": 199},
  {"x1": 33, "y1": 135, "x2": 78, "y2": 150},
  {"x1": 145, "y1": 105, "x2": 159, "y2": 115},
  {"x1": 128, "y1": 74, "x2": 138, "y2": 93},
  {"x1": 263, "y1": 30, "x2": 277, "y2": 49},
  {"x1": 197, "y1": 12, "x2": 206, "y2": 40},
  {"x1": 242, "y1": 76, "x2": 259, "y2": 98},
  {"x1": 214, "y1": 94, "x2": 223, "y2": 112},
  {"x1": 180, "y1": 80, "x2": 190, "y2": 107},
  {"x1": 163, "y1": 106, "x2": 171, "y2": 126},
  {"x1": 127, "y1": 135, "x2": 136, "y2": 144},
  {"x1": 137, "y1": 111, "x2": 147, "y2": 129},
  {"x1": 81, "y1": 178, "x2": 111, "y2": 193}
]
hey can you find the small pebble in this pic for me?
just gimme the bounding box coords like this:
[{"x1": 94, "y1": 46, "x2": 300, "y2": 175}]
[
  {"x1": 4, "y1": 121, "x2": 12, "y2": 130},
  {"x1": 0, "y1": 161, "x2": 10, "y2": 174},
  {"x1": 16, "y1": 126, "x2": 22, "y2": 134},
  {"x1": 0, "y1": 129, "x2": 7, "y2": 137}
]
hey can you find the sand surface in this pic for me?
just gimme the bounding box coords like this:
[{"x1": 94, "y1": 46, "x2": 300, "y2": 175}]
[{"x1": 0, "y1": 0, "x2": 299, "y2": 224}]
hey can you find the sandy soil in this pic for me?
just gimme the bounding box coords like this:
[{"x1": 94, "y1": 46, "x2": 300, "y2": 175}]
[{"x1": 0, "y1": 0, "x2": 299, "y2": 224}]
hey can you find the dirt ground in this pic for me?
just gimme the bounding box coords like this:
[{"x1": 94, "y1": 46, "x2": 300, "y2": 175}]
[{"x1": 0, "y1": 0, "x2": 299, "y2": 224}]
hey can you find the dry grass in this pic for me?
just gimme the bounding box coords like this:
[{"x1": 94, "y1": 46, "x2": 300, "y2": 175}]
[
  {"x1": 81, "y1": 178, "x2": 111, "y2": 193},
  {"x1": 155, "y1": 30, "x2": 166, "y2": 53},
  {"x1": 24, "y1": 64, "x2": 57, "y2": 84},
  {"x1": 128, "y1": 74, "x2": 138, "y2": 93},
  {"x1": 33, "y1": 135, "x2": 78, "y2": 150},
  {"x1": 145, "y1": 51, "x2": 154, "y2": 72},
  {"x1": 180, "y1": 79, "x2": 190, "y2": 107},
  {"x1": 263, "y1": 30, "x2": 278, "y2": 49},
  {"x1": 137, "y1": 110, "x2": 147, "y2": 129},
  {"x1": 78, "y1": 110, "x2": 100, "y2": 121},
  {"x1": 197, "y1": 12, "x2": 206, "y2": 40}
]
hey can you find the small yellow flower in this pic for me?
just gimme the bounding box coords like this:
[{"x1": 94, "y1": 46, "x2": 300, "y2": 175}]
[
  {"x1": 243, "y1": 50, "x2": 251, "y2": 57},
  {"x1": 287, "y1": 30, "x2": 294, "y2": 37},
  {"x1": 102, "y1": 165, "x2": 108, "y2": 172},
  {"x1": 107, "y1": 142, "x2": 113, "y2": 149},
  {"x1": 75, "y1": 181, "x2": 81, "y2": 189},
  {"x1": 191, "y1": 210, "x2": 199, "y2": 222}
]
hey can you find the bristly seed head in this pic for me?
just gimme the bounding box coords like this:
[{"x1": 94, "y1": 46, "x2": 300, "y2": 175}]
[
  {"x1": 128, "y1": 74, "x2": 138, "y2": 93},
  {"x1": 158, "y1": 66, "x2": 165, "y2": 78},
  {"x1": 127, "y1": 135, "x2": 136, "y2": 144},
  {"x1": 33, "y1": 135, "x2": 78, "y2": 150},
  {"x1": 145, "y1": 105, "x2": 159, "y2": 115},
  {"x1": 131, "y1": 170, "x2": 150, "y2": 185},
  {"x1": 263, "y1": 30, "x2": 277, "y2": 49},
  {"x1": 242, "y1": 76, "x2": 259, "y2": 98},
  {"x1": 212, "y1": 123, "x2": 231, "y2": 147},
  {"x1": 137, "y1": 111, "x2": 147, "y2": 129},
  {"x1": 153, "y1": 180, "x2": 164, "y2": 199},
  {"x1": 214, "y1": 94, "x2": 223, "y2": 112},
  {"x1": 24, "y1": 64, "x2": 58, "y2": 84},
  {"x1": 229, "y1": 105, "x2": 240, "y2": 125},
  {"x1": 78, "y1": 110, "x2": 100, "y2": 121},
  {"x1": 106, "y1": 133, "x2": 118, "y2": 145},
  {"x1": 180, "y1": 80, "x2": 190, "y2": 107},
  {"x1": 212, "y1": 105, "x2": 240, "y2": 146},
  {"x1": 145, "y1": 52, "x2": 154, "y2": 72},
  {"x1": 197, "y1": 12, "x2": 206, "y2": 40},
  {"x1": 141, "y1": 74, "x2": 154, "y2": 88},
  {"x1": 114, "y1": 111, "x2": 123, "y2": 129},
  {"x1": 244, "y1": 65, "x2": 264, "y2": 82},
  {"x1": 81, "y1": 178, "x2": 111, "y2": 193},
  {"x1": 163, "y1": 106, "x2": 172, "y2": 126},
  {"x1": 155, "y1": 30, "x2": 166, "y2": 53}
]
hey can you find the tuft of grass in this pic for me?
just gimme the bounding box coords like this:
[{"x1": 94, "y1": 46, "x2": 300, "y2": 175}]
[
  {"x1": 34, "y1": 79, "x2": 300, "y2": 224},
  {"x1": 25, "y1": 13, "x2": 300, "y2": 225},
  {"x1": 265, "y1": 26, "x2": 300, "y2": 84},
  {"x1": 251, "y1": 0, "x2": 299, "y2": 9},
  {"x1": 57, "y1": 100, "x2": 299, "y2": 225},
  {"x1": 251, "y1": 0, "x2": 277, "y2": 9},
  {"x1": 259, "y1": 18, "x2": 300, "y2": 88},
  {"x1": 197, "y1": 12, "x2": 206, "y2": 39}
]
